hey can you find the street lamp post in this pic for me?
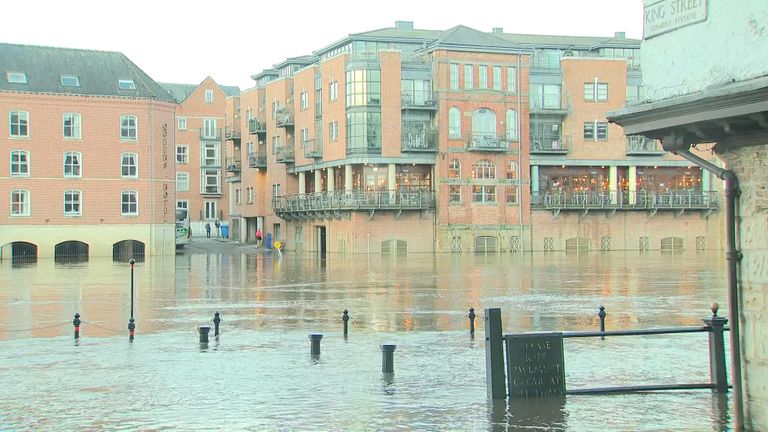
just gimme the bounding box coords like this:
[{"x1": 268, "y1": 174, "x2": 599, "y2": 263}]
[{"x1": 128, "y1": 257, "x2": 136, "y2": 341}]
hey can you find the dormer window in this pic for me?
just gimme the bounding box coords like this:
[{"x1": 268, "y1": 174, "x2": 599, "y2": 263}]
[
  {"x1": 6, "y1": 72, "x2": 27, "y2": 84},
  {"x1": 118, "y1": 79, "x2": 136, "y2": 90},
  {"x1": 61, "y1": 75, "x2": 80, "y2": 87}
]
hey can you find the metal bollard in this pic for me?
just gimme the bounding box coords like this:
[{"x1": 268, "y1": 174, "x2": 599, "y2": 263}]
[
  {"x1": 703, "y1": 302, "x2": 728, "y2": 393},
  {"x1": 213, "y1": 311, "x2": 221, "y2": 337},
  {"x1": 342, "y1": 309, "x2": 350, "y2": 338},
  {"x1": 73, "y1": 313, "x2": 81, "y2": 340},
  {"x1": 199, "y1": 326, "x2": 211, "y2": 344},
  {"x1": 468, "y1": 307, "x2": 476, "y2": 335},
  {"x1": 309, "y1": 334, "x2": 323, "y2": 356},
  {"x1": 598, "y1": 305, "x2": 606, "y2": 339},
  {"x1": 128, "y1": 317, "x2": 136, "y2": 342},
  {"x1": 381, "y1": 344, "x2": 396, "y2": 373}
]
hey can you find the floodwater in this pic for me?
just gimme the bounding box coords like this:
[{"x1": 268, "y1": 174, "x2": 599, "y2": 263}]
[{"x1": 0, "y1": 242, "x2": 733, "y2": 431}]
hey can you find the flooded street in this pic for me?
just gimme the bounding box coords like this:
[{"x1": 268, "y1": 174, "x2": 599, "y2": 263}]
[{"x1": 0, "y1": 241, "x2": 731, "y2": 430}]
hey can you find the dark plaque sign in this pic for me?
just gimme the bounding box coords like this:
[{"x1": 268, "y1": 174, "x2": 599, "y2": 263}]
[{"x1": 504, "y1": 332, "x2": 565, "y2": 398}]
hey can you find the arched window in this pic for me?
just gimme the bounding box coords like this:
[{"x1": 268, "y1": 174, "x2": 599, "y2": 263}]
[
  {"x1": 449, "y1": 159, "x2": 461, "y2": 178},
  {"x1": 506, "y1": 109, "x2": 518, "y2": 141},
  {"x1": 472, "y1": 160, "x2": 496, "y2": 203},
  {"x1": 448, "y1": 107, "x2": 461, "y2": 139},
  {"x1": 506, "y1": 160, "x2": 517, "y2": 180},
  {"x1": 472, "y1": 160, "x2": 496, "y2": 179},
  {"x1": 472, "y1": 108, "x2": 497, "y2": 140}
]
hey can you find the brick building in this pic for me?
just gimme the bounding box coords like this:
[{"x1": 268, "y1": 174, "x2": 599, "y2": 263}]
[
  {"x1": 0, "y1": 43, "x2": 177, "y2": 260},
  {"x1": 225, "y1": 22, "x2": 722, "y2": 254}
]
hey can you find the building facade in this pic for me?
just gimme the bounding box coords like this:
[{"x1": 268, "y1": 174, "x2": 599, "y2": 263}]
[
  {"x1": 224, "y1": 22, "x2": 722, "y2": 254},
  {"x1": 0, "y1": 43, "x2": 177, "y2": 260}
]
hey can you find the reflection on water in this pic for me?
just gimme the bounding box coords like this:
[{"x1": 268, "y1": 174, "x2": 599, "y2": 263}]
[{"x1": 0, "y1": 250, "x2": 730, "y2": 430}]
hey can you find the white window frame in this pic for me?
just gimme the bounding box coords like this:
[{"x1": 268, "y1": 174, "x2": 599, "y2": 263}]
[
  {"x1": 10, "y1": 150, "x2": 29, "y2": 177},
  {"x1": 449, "y1": 185, "x2": 462, "y2": 204},
  {"x1": 118, "y1": 79, "x2": 136, "y2": 90},
  {"x1": 449, "y1": 63, "x2": 459, "y2": 90},
  {"x1": 60, "y1": 75, "x2": 80, "y2": 87},
  {"x1": 120, "y1": 115, "x2": 137, "y2": 141},
  {"x1": 204, "y1": 201, "x2": 217, "y2": 220},
  {"x1": 235, "y1": 188, "x2": 242, "y2": 205},
  {"x1": 176, "y1": 172, "x2": 189, "y2": 192},
  {"x1": 479, "y1": 65, "x2": 488, "y2": 89},
  {"x1": 449, "y1": 159, "x2": 461, "y2": 179},
  {"x1": 201, "y1": 142, "x2": 220, "y2": 166},
  {"x1": 247, "y1": 187, "x2": 254, "y2": 204},
  {"x1": 63, "y1": 113, "x2": 82, "y2": 139},
  {"x1": 176, "y1": 144, "x2": 189, "y2": 164},
  {"x1": 178, "y1": 117, "x2": 187, "y2": 130},
  {"x1": 203, "y1": 118, "x2": 217, "y2": 139},
  {"x1": 7, "y1": 72, "x2": 27, "y2": 84},
  {"x1": 507, "y1": 66, "x2": 517, "y2": 94},
  {"x1": 585, "y1": 81, "x2": 609, "y2": 102},
  {"x1": 464, "y1": 64, "x2": 473, "y2": 89},
  {"x1": 10, "y1": 110, "x2": 29, "y2": 137},
  {"x1": 63, "y1": 151, "x2": 82, "y2": 177},
  {"x1": 121, "y1": 152, "x2": 138, "y2": 178},
  {"x1": 205, "y1": 89, "x2": 214, "y2": 103},
  {"x1": 11, "y1": 189, "x2": 30, "y2": 216},
  {"x1": 492, "y1": 66, "x2": 502, "y2": 91},
  {"x1": 121, "y1": 190, "x2": 138, "y2": 216},
  {"x1": 201, "y1": 168, "x2": 221, "y2": 194},
  {"x1": 329, "y1": 81, "x2": 338, "y2": 101},
  {"x1": 448, "y1": 107, "x2": 461, "y2": 139},
  {"x1": 300, "y1": 91, "x2": 309, "y2": 111},
  {"x1": 176, "y1": 199, "x2": 189, "y2": 210},
  {"x1": 64, "y1": 190, "x2": 82, "y2": 216},
  {"x1": 329, "y1": 121, "x2": 338, "y2": 142},
  {"x1": 505, "y1": 109, "x2": 519, "y2": 141}
]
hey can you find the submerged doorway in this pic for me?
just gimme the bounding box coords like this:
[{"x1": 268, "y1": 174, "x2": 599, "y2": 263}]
[{"x1": 316, "y1": 226, "x2": 327, "y2": 257}]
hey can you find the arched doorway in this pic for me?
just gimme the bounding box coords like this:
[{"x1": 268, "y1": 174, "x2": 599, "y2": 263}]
[
  {"x1": 112, "y1": 240, "x2": 145, "y2": 262},
  {"x1": 55, "y1": 241, "x2": 89, "y2": 263}
]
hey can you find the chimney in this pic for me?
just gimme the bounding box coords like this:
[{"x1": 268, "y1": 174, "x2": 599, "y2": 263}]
[
  {"x1": 395, "y1": 21, "x2": 414, "y2": 30},
  {"x1": 492, "y1": 27, "x2": 504, "y2": 35},
  {"x1": 614, "y1": 31, "x2": 626, "y2": 39}
]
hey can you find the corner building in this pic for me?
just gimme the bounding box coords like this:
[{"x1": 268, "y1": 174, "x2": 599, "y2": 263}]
[
  {"x1": 0, "y1": 43, "x2": 177, "y2": 260},
  {"x1": 226, "y1": 22, "x2": 722, "y2": 253}
]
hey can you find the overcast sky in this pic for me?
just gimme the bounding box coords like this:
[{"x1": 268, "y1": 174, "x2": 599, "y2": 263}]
[{"x1": 1, "y1": 0, "x2": 644, "y2": 90}]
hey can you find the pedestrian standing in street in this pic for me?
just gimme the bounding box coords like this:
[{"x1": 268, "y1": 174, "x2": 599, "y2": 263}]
[
  {"x1": 256, "y1": 228, "x2": 263, "y2": 248},
  {"x1": 205, "y1": 222, "x2": 211, "y2": 238},
  {"x1": 215, "y1": 219, "x2": 221, "y2": 237}
]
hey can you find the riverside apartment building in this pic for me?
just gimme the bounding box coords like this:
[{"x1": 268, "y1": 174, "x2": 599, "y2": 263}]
[
  {"x1": 225, "y1": 22, "x2": 722, "y2": 254},
  {"x1": 0, "y1": 43, "x2": 177, "y2": 260}
]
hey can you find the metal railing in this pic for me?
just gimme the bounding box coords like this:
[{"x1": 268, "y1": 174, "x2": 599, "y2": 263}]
[
  {"x1": 401, "y1": 92, "x2": 437, "y2": 109},
  {"x1": 531, "y1": 190, "x2": 719, "y2": 211},
  {"x1": 275, "y1": 145, "x2": 295, "y2": 163},
  {"x1": 224, "y1": 126, "x2": 241, "y2": 140},
  {"x1": 302, "y1": 139, "x2": 322, "y2": 158},
  {"x1": 199, "y1": 128, "x2": 221, "y2": 141},
  {"x1": 530, "y1": 94, "x2": 571, "y2": 113},
  {"x1": 248, "y1": 119, "x2": 266, "y2": 135},
  {"x1": 401, "y1": 127, "x2": 437, "y2": 152},
  {"x1": 530, "y1": 135, "x2": 572, "y2": 154},
  {"x1": 273, "y1": 190, "x2": 436, "y2": 215},
  {"x1": 466, "y1": 133, "x2": 510, "y2": 151},
  {"x1": 626, "y1": 136, "x2": 665, "y2": 155},
  {"x1": 247, "y1": 151, "x2": 267, "y2": 168},
  {"x1": 225, "y1": 157, "x2": 241, "y2": 172},
  {"x1": 276, "y1": 108, "x2": 294, "y2": 127}
]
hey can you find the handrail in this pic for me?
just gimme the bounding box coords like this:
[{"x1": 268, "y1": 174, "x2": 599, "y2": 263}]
[
  {"x1": 562, "y1": 326, "x2": 713, "y2": 338},
  {"x1": 531, "y1": 190, "x2": 719, "y2": 210},
  {"x1": 273, "y1": 189, "x2": 436, "y2": 214}
]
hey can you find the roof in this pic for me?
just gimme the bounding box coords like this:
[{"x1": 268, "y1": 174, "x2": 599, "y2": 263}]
[
  {"x1": 159, "y1": 81, "x2": 240, "y2": 103},
  {"x1": 497, "y1": 32, "x2": 641, "y2": 49},
  {"x1": 428, "y1": 25, "x2": 523, "y2": 52},
  {"x1": 0, "y1": 43, "x2": 173, "y2": 101}
]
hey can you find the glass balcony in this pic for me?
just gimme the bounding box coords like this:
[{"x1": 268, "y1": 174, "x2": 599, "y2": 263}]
[
  {"x1": 626, "y1": 136, "x2": 665, "y2": 155},
  {"x1": 530, "y1": 135, "x2": 572, "y2": 154},
  {"x1": 529, "y1": 94, "x2": 571, "y2": 114}
]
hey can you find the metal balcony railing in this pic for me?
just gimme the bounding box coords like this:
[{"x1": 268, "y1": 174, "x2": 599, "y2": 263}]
[
  {"x1": 224, "y1": 126, "x2": 241, "y2": 140},
  {"x1": 200, "y1": 128, "x2": 221, "y2": 141},
  {"x1": 401, "y1": 92, "x2": 437, "y2": 110},
  {"x1": 248, "y1": 119, "x2": 266, "y2": 135},
  {"x1": 401, "y1": 127, "x2": 438, "y2": 152},
  {"x1": 275, "y1": 145, "x2": 295, "y2": 163},
  {"x1": 247, "y1": 151, "x2": 267, "y2": 169},
  {"x1": 531, "y1": 190, "x2": 719, "y2": 211},
  {"x1": 465, "y1": 133, "x2": 510, "y2": 151},
  {"x1": 302, "y1": 139, "x2": 322, "y2": 158},
  {"x1": 530, "y1": 94, "x2": 571, "y2": 114},
  {"x1": 530, "y1": 135, "x2": 572, "y2": 154},
  {"x1": 626, "y1": 136, "x2": 665, "y2": 155},
  {"x1": 275, "y1": 108, "x2": 294, "y2": 127},
  {"x1": 225, "y1": 157, "x2": 241, "y2": 173},
  {"x1": 273, "y1": 189, "x2": 436, "y2": 217}
]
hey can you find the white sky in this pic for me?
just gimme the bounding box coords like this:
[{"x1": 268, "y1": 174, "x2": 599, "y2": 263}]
[{"x1": 1, "y1": 0, "x2": 644, "y2": 90}]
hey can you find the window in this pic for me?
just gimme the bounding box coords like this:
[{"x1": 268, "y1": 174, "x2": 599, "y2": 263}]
[
  {"x1": 118, "y1": 79, "x2": 136, "y2": 90},
  {"x1": 626, "y1": 85, "x2": 643, "y2": 103},
  {"x1": 10, "y1": 111, "x2": 29, "y2": 137},
  {"x1": 60, "y1": 75, "x2": 80, "y2": 87},
  {"x1": 584, "y1": 82, "x2": 609, "y2": 101},
  {"x1": 204, "y1": 201, "x2": 217, "y2": 220},
  {"x1": 506, "y1": 161, "x2": 518, "y2": 204},
  {"x1": 584, "y1": 121, "x2": 609, "y2": 141},
  {"x1": 120, "y1": 115, "x2": 137, "y2": 140},
  {"x1": 177, "y1": 117, "x2": 187, "y2": 130},
  {"x1": 345, "y1": 69, "x2": 381, "y2": 106},
  {"x1": 471, "y1": 108, "x2": 497, "y2": 145},
  {"x1": 506, "y1": 66, "x2": 517, "y2": 93},
  {"x1": 329, "y1": 80, "x2": 339, "y2": 101},
  {"x1": 449, "y1": 185, "x2": 461, "y2": 203},
  {"x1": 448, "y1": 107, "x2": 461, "y2": 139},
  {"x1": 235, "y1": 188, "x2": 241, "y2": 205},
  {"x1": 121, "y1": 191, "x2": 138, "y2": 215},
  {"x1": 272, "y1": 183, "x2": 282, "y2": 197},
  {"x1": 464, "y1": 64, "x2": 473, "y2": 89},
  {"x1": 449, "y1": 64, "x2": 459, "y2": 90},
  {"x1": 202, "y1": 118, "x2": 217, "y2": 139},
  {"x1": 505, "y1": 110, "x2": 518, "y2": 141},
  {"x1": 479, "y1": 65, "x2": 488, "y2": 89},
  {"x1": 64, "y1": 190, "x2": 81, "y2": 216},
  {"x1": 10, "y1": 150, "x2": 29, "y2": 176},
  {"x1": 247, "y1": 187, "x2": 254, "y2": 204},
  {"x1": 7, "y1": 72, "x2": 27, "y2": 84},
  {"x1": 530, "y1": 84, "x2": 562, "y2": 109},
  {"x1": 300, "y1": 91, "x2": 309, "y2": 111},
  {"x1": 301, "y1": 128, "x2": 309, "y2": 145},
  {"x1": 493, "y1": 66, "x2": 502, "y2": 91},
  {"x1": 63, "y1": 113, "x2": 81, "y2": 139},
  {"x1": 11, "y1": 190, "x2": 30, "y2": 216},
  {"x1": 346, "y1": 112, "x2": 381, "y2": 151},
  {"x1": 176, "y1": 145, "x2": 189, "y2": 164},
  {"x1": 201, "y1": 168, "x2": 221, "y2": 194},
  {"x1": 176, "y1": 199, "x2": 189, "y2": 210},
  {"x1": 472, "y1": 160, "x2": 496, "y2": 203},
  {"x1": 176, "y1": 172, "x2": 189, "y2": 191},
  {"x1": 201, "y1": 142, "x2": 220, "y2": 166},
  {"x1": 472, "y1": 159, "x2": 496, "y2": 179},
  {"x1": 121, "y1": 153, "x2": 138, "y2": 178},
  {"x1": 449, "y1": 159, "x2": 461, "y2": 178},
  {"x1": 205, "y1": 89, "x2": 214, "y2": 103},
  {"x1": 329, "y1": 121, "x2": 339, "y2": 141},
  {"x1": 64, "y1": 151, "x2": 82, "y2": 177}
]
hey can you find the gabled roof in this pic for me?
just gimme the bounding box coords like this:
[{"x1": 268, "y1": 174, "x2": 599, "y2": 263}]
[
  {"x1": 273, "y1": 55, "x2": 317, "y2": 69},
  {"x1": 0, "y1": 43, "x2": 172, "y2": 101},
  {"x1": 432, "y1": 25, "x2": 516, "y2": 50},
  {"x1": 159, "y1": 80, "x2": 240, "y2": 103},
  {"x1": 349, "y1": 27, "x2": 441, "y2": 41}
]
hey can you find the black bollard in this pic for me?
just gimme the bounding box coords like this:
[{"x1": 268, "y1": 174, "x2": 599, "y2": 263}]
[
  {"x1": 213, "y1": 311, "x2": 221, "y2": 337},
  {"x1": 128, "y1": 317, "x2": 135, "y2": 342},
  {"x1": 468, "y1": 307, "x2": 476, "y2": 335},
  {"x1": 703, "y1": 303, "x2": 729, "y2": 393},
  {"x1": 199, "y1": 326, "x2": 211, "y2": 344},
  {"x1": 381, "y1": 344, "x2": 396, "y2": 373},
  {"x1": 309, "y1": 334, "x2": 323, "y2": 356},
  {"x1": 342, "y1": 309, "x2": 350, "y2": 338},
  {"x1": 73, "y1": 313, "x2": 81, "y2": 340},
  {"x1": 598, "y1": 305, "x2": 606, "y2": 339}
]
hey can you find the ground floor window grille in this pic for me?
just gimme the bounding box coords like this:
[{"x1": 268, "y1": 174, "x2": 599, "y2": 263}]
[
  {"x1": 510, "y1": 236, "x2": 521, "y2": 253},
  {"x1": 543, "y1": 237, "x2": 554, "y2": 252},
  {"x1": 601, "y1": 236, "x2": 612, "y2": 251},
  {"x1": 450, "y1": 236, "x2": 462, "y2": 253},
  {"x1": 696, "y1": 236, "x2": 706, "y2": 251}
]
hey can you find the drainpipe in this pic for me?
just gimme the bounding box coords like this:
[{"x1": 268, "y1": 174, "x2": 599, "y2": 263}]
[{"x1": 674, "y1": 149, "x2": 744, "y2": 431}]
